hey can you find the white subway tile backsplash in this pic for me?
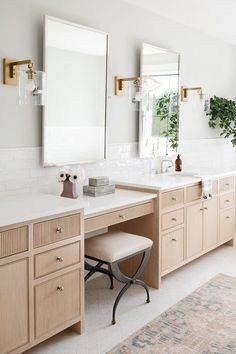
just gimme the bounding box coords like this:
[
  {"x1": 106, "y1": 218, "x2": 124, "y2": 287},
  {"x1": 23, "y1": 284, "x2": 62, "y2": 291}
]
[{"x1": 0, "y1": 139, "x2": 235, "y2": 196}]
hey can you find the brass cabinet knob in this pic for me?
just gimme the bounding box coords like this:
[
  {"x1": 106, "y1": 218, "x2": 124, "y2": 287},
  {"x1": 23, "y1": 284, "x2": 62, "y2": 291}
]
[
  {"x1": 226, "y1": 200, "x2": 230, "y2": 203},
  {"x1": 200, "y1": 208, "x2": 204, "y2": 211},
  {"x1": 56, "y1": 256, "x2": 64, "y2": 262},
  {"x1": 226, "y1": 183, "x2": 230, "y2": 186},
  {"x1": 57, "y1": 286, "x2": 64, "y2": 291},
  {"x1": 172, "y1": 197, "x2": 177, "y2": 201},
  {"x1": 226, "y1": 216, "x2": 231, "y2": 219},
  {"x1": 56, "y1": 227, "x2": 64, "y2": 233},
  {"x1": 171, "y1": 238, "x2": 177, "y2": 242},
  {"x1": 204, "y1": 207, "x2": 208, "y2": 210},
  {"x1": 171, "y1": 217, "x2": 177, "y2": 221},
  {"x1": 119, "y1": 215, "x2": 125, "y2": 219}
]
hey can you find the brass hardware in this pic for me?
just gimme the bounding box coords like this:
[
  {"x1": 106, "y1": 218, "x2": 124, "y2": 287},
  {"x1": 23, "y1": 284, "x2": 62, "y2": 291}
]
[
  {"x1": 181, "y1": 86, "x2": 203, "y2": 102},
  {"x1": 56, "y1": 227, "x2": 64, "y2": 233},
  {"x1": 119, "y1": 215, "x2": 125, "y2": 219},
  {"x1": 204, "y1": 207, "x2": 208, "y2": 210},
  {"x1": 57, "y1": 286, "x2": 64, "y2": 291},
  {"x1": 226, "y1": 200, "x2": 230, "y2": 202},
  {"x1": 225, "y1": 183, "x2": 230, "y2": 186},
  {"x1": 115, "y1": 76, "x2": 140, "y2": 96},
  {"x1": 56, "y1": 256, "x2": 64, "y2": 262},
  {"x1": 171, "y1": 238, "x2": 177, "y2": 242},
  {"x1": 226, "y1": 216, "x2": 231, "y2": 219},
  {"x1": 200, "y1": 208, "x2": 204, "y2": 211},
  {"x1": 3, "y1": 58, "x2": 34, "y2": 85},
  {"x1": 171, "y1": 197, "x2": 177, "y2": 201},
  {"x1": 171, "y1": 217, "x2": 177, "y2": 221}
]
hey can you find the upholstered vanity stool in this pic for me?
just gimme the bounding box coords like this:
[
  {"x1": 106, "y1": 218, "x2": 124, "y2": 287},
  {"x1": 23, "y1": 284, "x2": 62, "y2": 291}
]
[{"x1": 85, "y1": 231, "x2": 153, "y2": 324}]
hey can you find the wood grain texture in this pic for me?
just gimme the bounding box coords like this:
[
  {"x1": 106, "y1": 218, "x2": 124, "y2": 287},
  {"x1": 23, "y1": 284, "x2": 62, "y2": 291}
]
[
  {"x1": 0, "y1": 226, "x2": 28, "y2": 258},
  {"x1": 33, "y1": 214, "x2": 81, "y2": 248},
  {"x1": 161, "y1": 188, "x2": 184, "y2": 209},
  {"x1": 85, "y1": 201, "x2": 153, "y2": 233},
  {"x1": 161, "y1": 208, "x2": 184, "y2": 231},
  {"x1": 0, "y1": 259, "x2": 29, "y2": 354},
  {"x1": 34, "y1": 241, "x2": 81, "y2": 278},
  {"x1": 35, "y1": 269, "x2": 81, "y2": 338},
  {"x1": 161, "y1": 228, "x2": 184, "y2": 272}
]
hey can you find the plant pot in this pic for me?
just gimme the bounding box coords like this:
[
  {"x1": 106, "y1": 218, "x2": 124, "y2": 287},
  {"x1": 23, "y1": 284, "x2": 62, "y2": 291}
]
[{"x1": 61, "y1": 180, "x2": 78, "y2": 199}]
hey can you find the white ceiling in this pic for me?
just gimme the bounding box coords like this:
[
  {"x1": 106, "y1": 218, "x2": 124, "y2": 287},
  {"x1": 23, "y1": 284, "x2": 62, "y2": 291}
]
[{"x1": 123, "y1": 0, "x2": 236, "y2": 46}]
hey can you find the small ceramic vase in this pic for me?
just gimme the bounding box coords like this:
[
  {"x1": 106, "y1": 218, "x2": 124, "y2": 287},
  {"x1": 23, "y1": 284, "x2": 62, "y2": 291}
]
[{"x1": 61, "y1": 180, "x2": 78, "y2": 199}]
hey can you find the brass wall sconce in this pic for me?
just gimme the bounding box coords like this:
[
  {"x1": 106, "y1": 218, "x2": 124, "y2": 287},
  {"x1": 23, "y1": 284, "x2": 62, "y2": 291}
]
[
  {"x1": 3, "y1": 58, "x2": 46, "y2": 105},
  {"x1": 115, "y1": 76, "x2": 141, "y2": 102},
  {"x1": 181, "y1": 86, "x2": 203, "y2": 102}
]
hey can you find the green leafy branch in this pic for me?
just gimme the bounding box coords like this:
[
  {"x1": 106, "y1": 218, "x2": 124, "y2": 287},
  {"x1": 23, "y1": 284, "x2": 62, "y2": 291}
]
[
  {"x1": 153, "y1": 91, "x2": 179, "y2": 150},
  {"x1": 206, "y1": 96, "x2": 236, "y2": 147}
]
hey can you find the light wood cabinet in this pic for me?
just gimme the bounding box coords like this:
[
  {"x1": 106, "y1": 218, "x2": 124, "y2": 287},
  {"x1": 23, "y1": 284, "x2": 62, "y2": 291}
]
[
  {"x1": 0, "y1": 259, "x2": 29, "y2": 354},
  {"x1": 186, "y1": 202, "x2": 203, "y2": 258},
  {"x1": 220, "y1": 209, "x2": 234, "y2": 241},
  {"x1": 0, "y1": 211, "x2": 84, "y2": 354},
  {"x1": 161, "y1": 228, "x2": 184, "y2": 271},
  {"x1": 159, "y1": 174, "x2": 235, "y2": 276},
  {"x1": 203, "y1": 198, "x2": 218, "y2": 250},
  {"x1": 35, "y1": 269, "x2": 81, "y2": 338}
]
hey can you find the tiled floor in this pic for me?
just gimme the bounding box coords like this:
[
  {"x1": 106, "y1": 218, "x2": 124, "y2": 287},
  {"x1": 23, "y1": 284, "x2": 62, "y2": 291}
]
[{"x1": 26, "y1": 243, "x2": 236, "y2": 354}]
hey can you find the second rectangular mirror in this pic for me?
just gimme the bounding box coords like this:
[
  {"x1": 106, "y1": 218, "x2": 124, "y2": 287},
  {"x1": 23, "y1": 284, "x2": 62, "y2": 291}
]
[{"x1": 139, "y1": 43, "x2": 180, "y2": 158}]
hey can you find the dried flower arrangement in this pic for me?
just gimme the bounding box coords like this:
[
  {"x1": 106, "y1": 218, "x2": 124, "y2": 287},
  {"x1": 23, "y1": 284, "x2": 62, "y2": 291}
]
[{"x1": 56, "y1": 168, "x2": 80, "y2": 199}]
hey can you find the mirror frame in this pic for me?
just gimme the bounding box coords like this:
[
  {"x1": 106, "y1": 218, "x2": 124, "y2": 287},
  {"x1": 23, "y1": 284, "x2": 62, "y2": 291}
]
[
  {"x1": 43, "y1": 15, "x2": 109, "y2": 166},
  {"x1": 139, "y1": 42, "x2": 180, "y2": 158}
]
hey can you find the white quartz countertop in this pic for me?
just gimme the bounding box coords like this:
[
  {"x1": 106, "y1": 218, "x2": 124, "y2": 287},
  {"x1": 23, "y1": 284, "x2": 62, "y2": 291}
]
[
  {"x1": 114, "y1": 169, "x2": 236, "y2": 191},
  {"x1": 0, "y1": 189, "x2": 157, "y2": 228}
]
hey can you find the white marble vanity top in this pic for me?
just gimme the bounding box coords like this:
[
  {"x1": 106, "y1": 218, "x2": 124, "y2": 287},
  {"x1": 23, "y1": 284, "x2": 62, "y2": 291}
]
[
  {"x1": 114, "y1": 169, "x2": 236, "y2": 191},
  {"x1": 0, "y1": 189, "x2": 157, "y2": 228}
]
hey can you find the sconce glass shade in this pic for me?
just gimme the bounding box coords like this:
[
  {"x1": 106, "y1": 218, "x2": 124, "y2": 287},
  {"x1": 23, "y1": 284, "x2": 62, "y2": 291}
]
[{"x1": 18, "y1": 70, "x2": 46, "y2": 105}]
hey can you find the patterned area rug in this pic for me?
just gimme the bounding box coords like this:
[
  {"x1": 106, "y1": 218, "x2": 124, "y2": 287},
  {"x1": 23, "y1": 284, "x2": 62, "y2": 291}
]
[{"x1": 108, "y1": 274, "x2": 236, "y2": 354}]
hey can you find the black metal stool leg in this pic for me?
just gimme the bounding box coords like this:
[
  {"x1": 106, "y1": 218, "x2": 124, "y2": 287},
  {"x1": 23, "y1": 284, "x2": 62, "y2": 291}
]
[
  {"x1": 134, "y1": 279, "x2": 150, "y2": 303},
  {"x1": 112, "y1": 283, "x2": 131, "y2": 325},
  {"x1": 85, "y1": 260, "x2": 114, "y2": 289}
]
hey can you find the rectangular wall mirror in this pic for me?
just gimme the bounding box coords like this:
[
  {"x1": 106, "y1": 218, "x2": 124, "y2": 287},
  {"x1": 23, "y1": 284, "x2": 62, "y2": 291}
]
[
  {"x1": 139, "y1": 43, "x2": 180, "y2": 158},
  {"x1": 43, "y1": 16, "x2": 108, "y2": 166}
]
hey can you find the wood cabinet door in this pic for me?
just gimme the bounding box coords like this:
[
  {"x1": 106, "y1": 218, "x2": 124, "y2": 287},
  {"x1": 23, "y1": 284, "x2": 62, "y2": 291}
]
[
  {"x1": 203, "y1": 198, "x2": 218, "y2": 250},
  {"x1": 186, "y1": 202, "x2": 203, "y2": 258},
  {"x1": 0, "y1": 259, "x2": 29, "y2": 354},
  {"x1": 161, "y1": 228, "x2": 184, "y2": 272}
]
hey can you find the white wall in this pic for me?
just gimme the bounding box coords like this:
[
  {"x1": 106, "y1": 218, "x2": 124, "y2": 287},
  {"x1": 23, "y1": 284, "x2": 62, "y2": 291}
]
[{"x1": 0, "y1": 0, "x2": 236, "y2": 148}]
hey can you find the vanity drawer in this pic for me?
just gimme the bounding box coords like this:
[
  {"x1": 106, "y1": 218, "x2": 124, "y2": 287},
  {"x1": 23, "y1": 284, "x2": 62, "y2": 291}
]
[
  {"x1": 220, "y1": 209, "x2": 235, "y2": 241},
  {"x1": 220, "y1": 192, "x2": 234, "y2": 209},
  {"x1": 0, "y1": 226, "x2": 28, "y2": 258},
  {"x1": 219, "y1": 176, "x2": 234, "y2": 193},
  {"x1": 161, "y1": 208, "x2": 184, "y2": 231},
  {"x1": 161, "y1": 188, "x2": 184, "y2": 209},
  {"x1": 35, "y1": 269, "x2": 81, "y2": 338},
  {"x1": 33, "y1": 214, "x2": 81, "y2": 248},
  {"x1": 161, "y1": 228, "x2": 184, "y2": 272},
  {"x1": 85, "y1": 201, "x2": 154, "y2": 233},
  {"x1": 35, "y1": 242, "x2": 81, "y2": 278}
]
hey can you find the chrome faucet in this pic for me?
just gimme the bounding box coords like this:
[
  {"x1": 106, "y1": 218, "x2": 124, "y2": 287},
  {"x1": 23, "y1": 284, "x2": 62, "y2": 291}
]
[{"x1": 161, "y1": 158, "x2": 174, "y2": 173}]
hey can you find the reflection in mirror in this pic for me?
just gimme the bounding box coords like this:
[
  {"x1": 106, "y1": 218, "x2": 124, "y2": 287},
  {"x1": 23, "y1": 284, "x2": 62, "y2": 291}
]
[
  {"x1": 43, "y1": 17, "x2": 108, "y2": 166},
  {"x1": 139, "y1": 43, "x2": 180, "y2": 158}
]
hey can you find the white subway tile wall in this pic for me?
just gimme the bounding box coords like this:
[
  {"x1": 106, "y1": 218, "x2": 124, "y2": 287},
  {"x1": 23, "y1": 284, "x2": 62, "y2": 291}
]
[{"x1": 0, "y1": 139, "x2": 235, "y2": 196}]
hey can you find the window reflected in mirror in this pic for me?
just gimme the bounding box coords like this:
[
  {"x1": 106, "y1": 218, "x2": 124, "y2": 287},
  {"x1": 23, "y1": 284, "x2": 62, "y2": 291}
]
[{"x1": 139, "y1": 43, "x2": 180, "y2": 158}]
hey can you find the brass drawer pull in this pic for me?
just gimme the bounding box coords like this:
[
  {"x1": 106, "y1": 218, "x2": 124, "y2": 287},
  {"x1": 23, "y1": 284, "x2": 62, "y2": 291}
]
[
  {"x1": 56, "y1": 256, "x2": 64, "y2": 262},
  {"x1": 225, "y1": 183, "x2": 230, "y2": 186},
  {"x1": 171, "y1": 217, "x2": 177, "y2": 222},
  {"x1": 119, "y1": 215, "x2": 125, "y2": 219},
  {"x1": 226, "y1": 200, "x2": 230, "y2": 203},
  {"x1": 226, "y1": 216, "x2": 231, "y2": 219},
  {"x1": 171, "y1": 197, "x2": 177, "y2": 201},
  {"x1": 200, "y1": 208, "x2": 204, "y2": 211},
  {"x1": 56, "y1": 227, "x2": 64, "y2": 233},
  {"x1": 204, "y1": 207, "x2": 208, "y2": 210},
  {"x1": 57, "y1": 286, "x2": 64, "y2": 291},
  {"x1": 171, "y1": 238, "x2": 177, "y2": 242}
]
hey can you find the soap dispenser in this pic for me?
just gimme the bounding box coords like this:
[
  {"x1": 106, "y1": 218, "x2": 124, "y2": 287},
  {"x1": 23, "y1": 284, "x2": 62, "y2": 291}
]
[{"x1": 175, "y1": 154, "x2": 182, "y2": 172}]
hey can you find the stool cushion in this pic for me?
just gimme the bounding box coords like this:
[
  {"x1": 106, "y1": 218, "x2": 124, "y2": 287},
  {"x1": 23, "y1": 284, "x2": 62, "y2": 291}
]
[{"x1": 85, "y1": 231, "x2": 153, "y2": 263}]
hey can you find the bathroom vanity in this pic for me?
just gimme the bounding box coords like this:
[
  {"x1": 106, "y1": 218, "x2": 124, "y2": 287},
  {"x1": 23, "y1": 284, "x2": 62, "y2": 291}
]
[
  {"x1": 116, "y1": 171, "x2": 236, "y2": 286},
  {"x1": 0, "y1": 190, "x2": 157, "y2": 354}
]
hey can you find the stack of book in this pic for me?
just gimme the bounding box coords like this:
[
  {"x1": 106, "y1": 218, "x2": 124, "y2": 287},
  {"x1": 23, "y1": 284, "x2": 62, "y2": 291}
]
[{"x1": 83, "y1": 176, "x2": 115, "y2": 197}]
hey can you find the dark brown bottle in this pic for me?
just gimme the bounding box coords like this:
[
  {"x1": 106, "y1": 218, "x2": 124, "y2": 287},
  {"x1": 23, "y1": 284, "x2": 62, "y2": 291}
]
[{"x1": 175, "y1": 154, "x2": 182, "y2": 172}]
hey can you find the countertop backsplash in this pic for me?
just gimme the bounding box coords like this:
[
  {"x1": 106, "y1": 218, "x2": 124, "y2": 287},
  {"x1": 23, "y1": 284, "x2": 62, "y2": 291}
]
[{"x1": 0, "y1": 138, "x2": 235, "y2": 197}]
